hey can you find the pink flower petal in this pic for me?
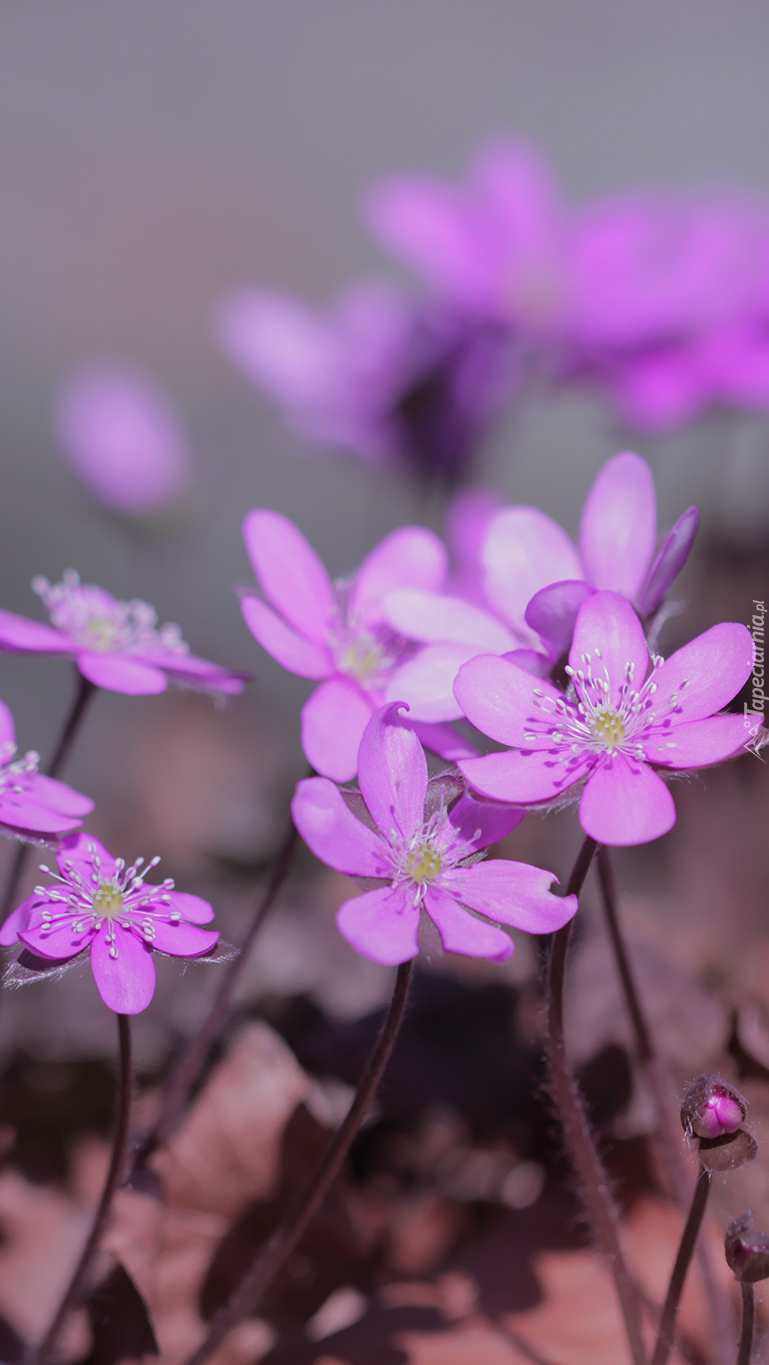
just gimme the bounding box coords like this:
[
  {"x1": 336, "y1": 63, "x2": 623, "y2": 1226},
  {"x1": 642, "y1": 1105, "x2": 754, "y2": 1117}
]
[
  {"x1": 460, "y1": 748, "x2": 594, "y2": 804},
  {"x1": 0, "y1": 894, "x2": 39, "y2": 946},
  {"x1": 241, "y1": 596, "x2": 332, "y2": 679},
  {"x1": 159, "y1": 654, "x2": 246, "y2": 696},
  {"x1": 578, "y1": 452, "x2": 657, "y2": 599},
  {"x1": 579, "y1": 756, "x2": 676, "y2": 845},
  {"x1": 142, "y1": 918, "x2": 219, "y2": 958},
  {"x1": 440, "y1": 860, "x2": 577, "y2": 932},
  {"x1": 166, "y1": 891, "x2": 216, "y2": 924},
  {"x1": 0, "y1": 609, "x2": 71, "y2": 654},
  {"x1": 24, "y1": 774, "x2": 94, "y2": 817},
  {"x1": 383, "y1": 589, "x2": 513, "y2": 652},
  {"x1": 651, "y1": 623, "x2": 755, "y2": 722},
  {"x1": 387, "y1": 643, "x2": 477, "y2": 722},
  {"x1": 242, "y1": 510, "x2": 335, "y2": 646},
  {"x1": 454, "y1": 654, "x2": 564, "y2": 747},
  {"x1": 358, "y1": 703, "x2": 427, "y2": 841},
  {"x1": 524, "y1": 581, "x2": 593, "y2": 659},
  {"x1": 423, "y1": 885, "x2": 513, "y2": 961},
  {"x1": 301, "y1": 678, "x2": 373, "y2": 781},
  {"x1": 351, "y1": 527, "x2": 448, "y2": 624},
  {"x1": 447, "y1": 793, "x2": 525, "y2": 846},
  {"x1": 19, "y1": 906, "x2": 95, "y2": 960},
  {"x1": 410, "y1": 721, "x2": 479, "y2": 762},
  {"x1": 336, "y1": 885, "x2": 420, "y2": 965},
  {"x1": 90, "y1": 923, "x2": 156, "y2": 1014},
  {"x1": 0, "y1": 699, "x2": 15, "y2": 749},
  {"x1": 291, "y1": 776, "x2": 393, "y2": 877},
  {"x1": 0, "y1": 795, "x2": 84, "y2": 833},
  {"x1": 568, "y1": 591, "x2": 649, "y2": 709},
  {"x1": 76, "y1": 652, "x2": 167, "y2": 694},
  {"x1": 56, "y1": 831, "x2": 117, "y2": 887},
  {"x1": 638, "y1": 506, "x2": 700, "y2": 618},
  {"x1": 482, "y1": 507, "x2": 581, "y2": 638},
  {"x1": 644, "y1": 714, "x2": 756, "y2": 768}
]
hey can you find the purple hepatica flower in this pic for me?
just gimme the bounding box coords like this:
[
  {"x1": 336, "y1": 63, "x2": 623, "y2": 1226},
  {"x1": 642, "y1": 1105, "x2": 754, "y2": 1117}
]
[
  {"x1": 0, "y1": 571, "x2": 244, "y2": 698},
  {"x1": 0, "y1": 698, "x2": 93, "y2": 838},
  {"x1": 455, "y1": 591, "x2": 758, "y2": 847},
  {"x1": 241, "y1": 511, "x2": 475, "y2": 781},
  {"x1": 218, "y1": 283, "x2": 514, "y2": 486},
  {"x1": 0, "y1": 833, "x2": 219, "y2": 1014},
  {"x1": 54, "y1": 364, "x2": 191, "y2": 516},
  {"x1": 291, "y1": 703, "x2": 577, "y2": 966},
  {"x1": 380, "y1": 452, "x2": 698, "y2": 722}
]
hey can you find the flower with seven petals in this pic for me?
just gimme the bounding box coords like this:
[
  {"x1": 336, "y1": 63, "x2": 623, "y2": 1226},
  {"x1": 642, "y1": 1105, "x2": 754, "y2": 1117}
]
[
  {"x1": 0, "y1": 833, "x2": 220, "y2": 1014},
  {"x1": 0, "y1": 699, "x2": 93, "y2": 838},
  {"x1": 291, "y1": 702, "x2": 577, "y2": 965},
  {"x1": 455, "y1": 591, "x2": 758, "y2": 846}
]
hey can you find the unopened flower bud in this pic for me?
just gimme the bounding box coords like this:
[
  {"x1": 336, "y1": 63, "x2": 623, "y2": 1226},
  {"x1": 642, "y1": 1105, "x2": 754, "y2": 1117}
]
[
  {"x1": 680, "y1": 1075, "x2": 747, "y2": 1140},
  {"x1": 726, "y1": 1213, "x2": 769, "y2": 1283}
]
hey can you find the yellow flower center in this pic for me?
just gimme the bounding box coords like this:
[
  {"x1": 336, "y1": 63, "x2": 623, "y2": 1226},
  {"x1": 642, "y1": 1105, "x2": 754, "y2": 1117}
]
[
  {"x1": 592, "y1": 708, "x2": 626, "y2": 750},
  {"x1": 406, "y1": 844, "x2": 443, "y2": 883},
  {"x1": 93, "y1": 884, "x2": 124, "y2": 919},
  {"x1": 339, "y1": 636, "x2": 384, "y2": 682},
  {"x1": 85, "y1": 617, "x2": 117, "y2": 651}
]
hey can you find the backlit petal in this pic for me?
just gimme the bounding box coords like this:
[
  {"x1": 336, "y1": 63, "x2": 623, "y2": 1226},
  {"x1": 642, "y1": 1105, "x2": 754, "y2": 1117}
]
[
  {"x1": 358, "y1": 703, "x2": 427, "y2": 841},
  {"x1": 241, "y1": 596, "x2": 332, "y2": 679},
  {"x1": 242, "y1": 510, "x2": 335, "y2": 645},
  {"x1": 291, "y1": 776, "x2": 392, "y2": 876},
  {"x1": 579, "y1": 452, "x2": 656, "y2": 599}
]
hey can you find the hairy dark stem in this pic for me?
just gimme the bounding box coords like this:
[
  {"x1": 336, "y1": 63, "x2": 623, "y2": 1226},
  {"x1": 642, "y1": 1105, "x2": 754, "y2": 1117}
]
[
  {"x1": 737, "y1": 1281, "x2": 754, "y2": 1365},
  {"x1": 547, "y1": 835, "x2": 647, "y2": 1365},
  {"x1": 1, "y1": 670, "x2": 97, "y2": 924},
  {"x1": 651, "y1": 1164, "x2": 711, "y2": 1365},
  {"x1": 28, "y1": 1013, "x2": 132, "y2": 1365},
  {"x1": 139, "y1": 817, "x2": 300, "y2": 1159},
  {"x1": 183, "y1": 959, "x2": 414, "y2": 1365}
]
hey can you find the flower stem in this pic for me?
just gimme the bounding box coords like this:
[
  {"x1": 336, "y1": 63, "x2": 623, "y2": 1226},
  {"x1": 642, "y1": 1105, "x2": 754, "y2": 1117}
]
[
  {"x1": 29, "y1": 1012, "x2": 133, "y2": 1365},
  {"x1": 139, "y1": 816, "x2": 301, "y2": 1160},
  {"x1": 737, "y1": 1281, "x2": 754, "y2": 1365},
  {"x1": 182, "y1": 959, "x2": 414, "y2": 1365},
  {"x1": 651, "y1": 1163, "x2": 711, "y2": 1365},
  {"x1": 0, "y1": 670, "x2": 97, "y2": 924},
  {"x1": 546, "y1": 834, "x2": 647, "y2": 1365}
]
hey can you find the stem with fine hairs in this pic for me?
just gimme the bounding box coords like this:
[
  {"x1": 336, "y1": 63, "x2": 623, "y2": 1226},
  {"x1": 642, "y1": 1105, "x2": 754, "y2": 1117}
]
[
  {"x1": 737, "y1": 1281, "x2": 754, "y2": 1365},
  {"x1": 182, "y1": 959, "x2": 414, "y2": 1365},
  {"x1": 29, "y1": 1012, "x2": 133, "y2": 1365},
  {"x1": 651, "y1": 1163, "x2": 711, "y2": 1365},
  {"x1": 546, "y1": 835, "x2": 647, "y2": 1365}
]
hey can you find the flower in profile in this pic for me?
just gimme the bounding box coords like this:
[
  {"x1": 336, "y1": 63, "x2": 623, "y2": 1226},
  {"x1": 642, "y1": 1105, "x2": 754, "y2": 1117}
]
[
  {"x1": 0, "y1": 698, "x2": 94, "y2": 838},
  {"x1": 0, "y1": 833, "x2": 219, "y2": 1014},
  {"x1": 455, "y1": 591, "x2": 757, "y2": 846},
  {"x1": 0, "y1": 571, "x2": 245, "y2": 697},
  {"x1": 241, "y1": 510, "x2": 476, "y2": 781},
  {"x1": 218, "y1": 282, "x2": 514, "y2": 486},
  {"x1": 291, "y1": 703, "x2": 577, "y2": 965},
  {"x1": 54, "y1": 364, "x2": 191, "y2": 516}
]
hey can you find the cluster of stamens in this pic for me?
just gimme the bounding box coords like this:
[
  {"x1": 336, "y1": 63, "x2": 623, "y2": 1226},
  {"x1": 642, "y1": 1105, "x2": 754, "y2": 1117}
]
[
  {"x1": 33, "y1": 571, "x2": 190, "y2": 658},
  {"x1": 387, "y1": 804, "x2": 481, "y2": 905},
  {"x1": 35, "y1": 843, "x2": 177, "y2": 961},
  {"x1": 0, "y1": 741, "x2": 40, "y2": 793}
]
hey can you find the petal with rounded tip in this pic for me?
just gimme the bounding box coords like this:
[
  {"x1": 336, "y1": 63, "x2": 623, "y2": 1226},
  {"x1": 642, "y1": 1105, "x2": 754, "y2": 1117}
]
[
  {"x1": 568, "y1": 591, "x2": 649, "y2": 710},
  {"x1": 19, "y1": 906, "x2": 95, "y2": 961},
  {"x1": 0, "y1": 609, "x2": 71, "y2": 654},
  {"x1": 358, "y1": 703, "x2": 426, "y2": 841},
  {"x1": 441, "y1": 860, "x2": 576, "y2": 932},
  {"x1": 482, "y1": 507, "x2": 581, "y2": 637},
  {"x1": 166, "y1": 892, "x2": 216, "y2": 924},
  {"x1": 424, "y1": 885, "x2": 513, "y2": 961},
  {"x1": 76, "y1": 652, "x2": 167, "y2": 694},
  {"x1": 460, "y1": 748, "x2": 593, "y2": 804},
  {"x1": 651, "y1": 623, "x2": 754, "y2": 723},
  {"x1": 579, "y1": 756, "x2": 676, "y2": 846},
  {"x1": 643, "y1": 714, "x2": 756, "y2": 768},
  {"x1": 579, "y1": 452, "x2": 656, "y2": 599},
  {"x1": 90, "y1": 924, "x2": 156, "y2": 1014},
  {"x1": 524, "y1": 580, "x2": 593, "y2": 659},
  {"x1": 352, "y1": 527, "x2": 448, "y2": 624},
  {"x1": 336, "y1": 885, "x2": 420, "y2": 965},
  {"x1": 0, "y1": 795, "x2": 84, "y2": 833},
  {"x1": 387, "y1": 643, "x2": 477, "y2": 722},
  {"x1": 22, "y1": 774, "x2": 93, "y2": 817},
  {"x1": 141, "y1": 918, "x2": 220, "y2": 958},
  {"x1": 300, "y1": 678, "x2": 373, "y2": 781},
  {"x1": 291, "y1": 776, "x2": 392, "y2": 877},
  {"x1": 454, "y1": 654, "x2": 564, "y2": 747},
  {"x1": 241, "y1": 596, "x2": 332, "y2": 679},
  {"x1": 55, "y1": 831, "x2": 118, "y2": 887},
  {"x1": 384, "y1": 588, "x2": 513, "y2": 651},
  {"x1": 243, "y1": 510, "x2": 335, "y2": 645},
  {"x1": 638, "y1": 506, "x2": 700, "y2": 618}
]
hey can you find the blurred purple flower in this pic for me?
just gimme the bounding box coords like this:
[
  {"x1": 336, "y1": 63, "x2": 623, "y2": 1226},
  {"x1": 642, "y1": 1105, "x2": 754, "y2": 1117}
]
[
  {"x1": 241, "y1": 510, "x2": 474, "y2": 781},
  {"x1": 455, "y1": 590, "x2": 758, "y2": 846},
  {"x1": 0, "y1": 833, "x2": 219, "y2": 1014},
  {"x1": 217, "y1": 283, "x2": 515, "y2": 485},
  {"x1": 291, "y1": 702, "x2": 576, "y2": 965},
  {"x1": 54, "y1": 365, "x2": 191, "y2": 515},
  {"x1": 0, "y1": 698, "x2": 93, "y2": 838},
  {"x1": 0, "y1": 571, "x2": 245, "y2": 697}
]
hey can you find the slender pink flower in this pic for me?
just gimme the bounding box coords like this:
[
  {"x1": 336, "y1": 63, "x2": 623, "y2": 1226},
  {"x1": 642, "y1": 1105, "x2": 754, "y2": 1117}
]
[
  {"x1": 0, "y1": 571, "x2": 245, "y2": 697},
  {"x1": 0, "y1": 833, "x2": 219, "y2": 1014},
  {"x1": 455, "y1": 591, "x2": 758, "y2": 846},
  {"x1": 241, "y1": 510, "x2": 475, "y2": 780},
  {"x1": 291, "y1": 703, "x2": 577, "y2": 966},
  {"x1": 0, "y1": 699, "x2": 93, "y2": 838},
  {"x1": 54, "y1": 364, "x2": 191, "y2": 515}
]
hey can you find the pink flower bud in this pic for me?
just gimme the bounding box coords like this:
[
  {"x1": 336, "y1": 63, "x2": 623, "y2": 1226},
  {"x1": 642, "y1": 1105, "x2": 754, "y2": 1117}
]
[{"x1": 680, "y1": 1074, "x2": 747, "y2": 1140}]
